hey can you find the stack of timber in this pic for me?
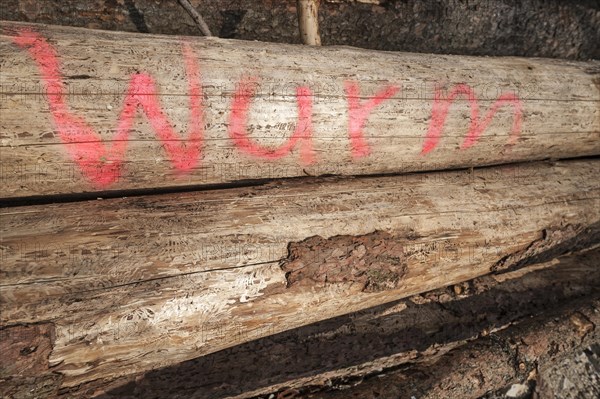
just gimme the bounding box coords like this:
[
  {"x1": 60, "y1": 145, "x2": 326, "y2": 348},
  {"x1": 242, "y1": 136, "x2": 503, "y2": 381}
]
[{"x1": 0, "y1": 21, "x2": 599, "y2": 398}]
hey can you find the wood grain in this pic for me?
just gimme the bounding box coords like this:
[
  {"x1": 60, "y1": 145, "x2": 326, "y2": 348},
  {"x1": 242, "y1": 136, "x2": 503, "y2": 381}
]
[
  {"x1": 1, "y1": 21, "x2": 598, "y2": 197},
  {"x1": 1, "y1": 159, "x2": 598, "y2": 387},
  {"x1": 4, "y1": 249, "x2": 599, "y2": 398}
]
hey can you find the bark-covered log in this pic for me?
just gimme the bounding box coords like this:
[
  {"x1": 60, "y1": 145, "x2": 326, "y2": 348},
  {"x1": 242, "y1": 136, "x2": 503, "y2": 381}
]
[
  {"x1": 1, "y1": 159, "x2": 598, "y2": 389},
  {"x1": 0, "y1": 21, "x2": 598, "y2": 198},
  {"x1": 2, "y1": 0, "x2": 599, "y2": 60}
]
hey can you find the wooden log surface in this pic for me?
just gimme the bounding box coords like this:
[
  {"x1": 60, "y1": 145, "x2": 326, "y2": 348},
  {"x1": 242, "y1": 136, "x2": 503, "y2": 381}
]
[
  {"x1": 1, "y1": 159, "x2": 598, "y2": 387},
  {"x1": 2, "y1": 249, "x2": 599, "y2": 398},
  {"x1": 1, "y1": 21, "x2": 599, "y2": 198}
]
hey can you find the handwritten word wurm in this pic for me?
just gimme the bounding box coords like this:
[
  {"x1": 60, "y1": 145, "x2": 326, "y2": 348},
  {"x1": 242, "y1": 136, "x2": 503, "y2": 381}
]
[{"x1": 10, "y1": 29, "x2": 523, "y2": 188}]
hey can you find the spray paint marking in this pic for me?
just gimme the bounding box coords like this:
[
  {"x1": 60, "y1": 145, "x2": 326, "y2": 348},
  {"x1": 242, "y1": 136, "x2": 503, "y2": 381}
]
[
  {"x1": 12, "y1": 29, "x2": 205, "y2": 188},
  {"x1": 344, "y1": 81, "x2": 400, "y2": 158},
  {"x1": 421, "y1": 83, "x2": 522, "y2": 155},
  {"x1": 10, "y1": 29, "x2": 523, "y2": 188},
  {"x1": 229, "y1": 76, "x2": 316, "y2": 165}
]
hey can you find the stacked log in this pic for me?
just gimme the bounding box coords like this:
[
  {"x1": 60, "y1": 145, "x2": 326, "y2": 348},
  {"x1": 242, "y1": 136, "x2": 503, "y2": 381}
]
[
  {"x1": 4, "y1": 250, "x2": 599, "y2": 398},
  {"x1": 1, "y1": 21, "x2": 598, "y2": 198},
  {"x1": 0, "y1": 21, "x2": 599, "y2": 397}
]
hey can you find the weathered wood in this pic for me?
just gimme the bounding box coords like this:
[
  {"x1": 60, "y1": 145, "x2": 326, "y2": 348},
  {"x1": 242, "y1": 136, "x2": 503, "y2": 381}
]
[
  {"x1": 2, "y1": 248, "x2": 599, "y2": 398},
  {"x1": 297, "y1": 0, "x2": 321, "y2": 46},
  {"x1": 106, "y1": 250, "x2": 600, "y2": 399},
  {"x1": 1, "y1": 21, "x2": 598, "y2": 197},
  {"x1": 1, "y1": 159, "x2": 598, "y2": 388}
]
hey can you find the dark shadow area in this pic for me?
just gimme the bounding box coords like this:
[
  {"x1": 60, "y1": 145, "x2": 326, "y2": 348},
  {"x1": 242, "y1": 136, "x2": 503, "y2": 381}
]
[
  {"x1": 3, "y1": 0, "x2": 599, "y2": 60},
  {"x1": 219, "y1": 10, "x2": 247, "y2": 39},
  {"x1": 90, "y1": 250, "x2": 600, "y2": 399},
  {"x1": 303, "y1": 295, "x2": 600, "y2": 399},
  {"x1": 492, "y1": 221, "x2": 600, "y2": 273},
  {"x1": 0, "y1": 178, "x2": 270, "y2": 208},
  {"x1": 124, "y1": 0, "x2": 149, "y2": 33}
]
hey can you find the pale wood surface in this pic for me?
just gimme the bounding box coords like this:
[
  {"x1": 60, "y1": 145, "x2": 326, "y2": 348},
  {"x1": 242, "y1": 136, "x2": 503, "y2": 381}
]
[
  {"x1": 297, "y1": 0, "x2": 322, "y2": 45},
  {"x1": 1, "y1": 21, "x2": 598, "y2": 198},
  {"x1": 1, "y1": 159, "x2": 598, "y2": 387}
]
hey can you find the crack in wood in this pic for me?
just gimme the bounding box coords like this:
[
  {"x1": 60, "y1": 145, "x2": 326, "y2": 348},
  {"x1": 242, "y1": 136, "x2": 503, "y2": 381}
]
[{"x1": 492, "y1": 222, "x2": 600, "y2": 273}]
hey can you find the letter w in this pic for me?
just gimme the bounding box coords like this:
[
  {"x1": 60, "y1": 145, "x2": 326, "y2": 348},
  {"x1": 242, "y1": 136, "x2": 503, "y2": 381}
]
[{"x1": 12, "y1": 30, "x2": 204, "y2": 188}]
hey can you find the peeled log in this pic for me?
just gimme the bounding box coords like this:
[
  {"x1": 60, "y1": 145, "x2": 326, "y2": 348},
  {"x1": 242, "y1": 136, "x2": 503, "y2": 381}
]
[
  {"x1": 0, "y1": 21, "x2": 599, "y2": 198},
  {"x1": 1, "y1": 159, "x2": 599, "y2": 387}
]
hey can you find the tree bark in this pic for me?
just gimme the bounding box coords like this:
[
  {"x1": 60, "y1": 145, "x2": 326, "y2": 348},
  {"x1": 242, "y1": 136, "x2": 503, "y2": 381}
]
[
  {"x1": 3, "y1": 0, "x2": 599, "y2": 60},
  {"x1": 1, "y1": 159, "x2": 599, "y2": 389},
  {"x1": 0, "y1": 21, "x2": 598, "y2": 198}
]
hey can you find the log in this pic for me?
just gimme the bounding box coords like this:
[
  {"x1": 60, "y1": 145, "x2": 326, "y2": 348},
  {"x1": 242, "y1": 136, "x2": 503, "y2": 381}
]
[
  {"x1": 0, "y1": 21, "x2": 599, "y2": 198},
  {"x1": 3, "y1": 247, "x2": 600, "y2": 398},
  {"x1": 1, "y1": 159, "x2": 599, "y2": 388}
]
